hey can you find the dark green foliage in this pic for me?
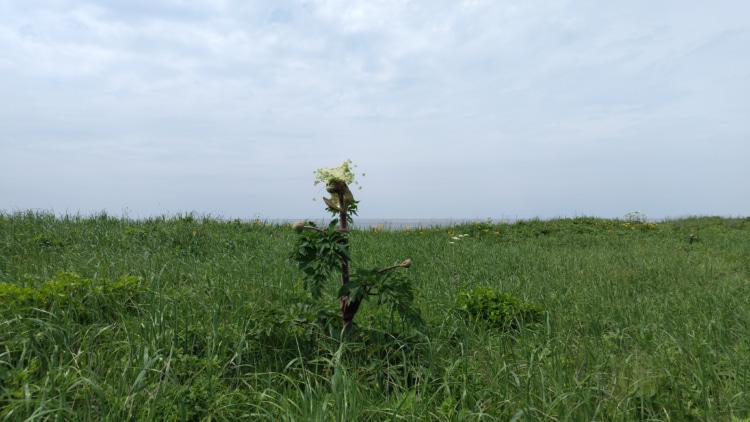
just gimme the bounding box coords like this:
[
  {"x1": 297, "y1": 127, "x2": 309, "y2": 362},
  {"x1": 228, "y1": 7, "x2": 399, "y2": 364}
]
[
  {"x1": 342, "y1": 328, "x2": 432, "y2": 397},
  {"x1": 290, "y1": 193, "x2": 422, "y2": 329},
  {"x1": 456, "y1": 286, "x2": 545, "y2": 331},
  {"x1": 250, "y1": 297, "x2": 340, "y2": 339},
  {"x1": 290, "y1": 220, "x2": 350, "y2": 299},
  {"x1": 340, "y1": 268, "x2": 424, "y2": 329}
]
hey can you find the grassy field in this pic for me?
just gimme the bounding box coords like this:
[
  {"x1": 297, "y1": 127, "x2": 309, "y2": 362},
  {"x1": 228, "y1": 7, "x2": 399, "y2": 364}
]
[{"x1": 1, "y1": 211, "x2": 749, "y2": 421}]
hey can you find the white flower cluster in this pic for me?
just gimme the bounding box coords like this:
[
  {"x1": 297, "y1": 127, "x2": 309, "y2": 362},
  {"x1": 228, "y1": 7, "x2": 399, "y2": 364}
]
[
  {"x1": 313, "y1": 159, "x2": 361, "y2": 187},
  {"x1": 449, "y1": 234, "x2": 469, "y2": 244},
  {"x1": 624, "y1": 211, "x2": 648, "y2": 222}
]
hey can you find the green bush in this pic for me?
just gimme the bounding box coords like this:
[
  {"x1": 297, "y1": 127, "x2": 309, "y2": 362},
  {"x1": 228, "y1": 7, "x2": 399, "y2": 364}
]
[
  {"x1": 0, "y1": 283, "x2": 45, "y2": 308},
  {"x1": 456, "y1": 286, "x2": 545, "y2": 331}
]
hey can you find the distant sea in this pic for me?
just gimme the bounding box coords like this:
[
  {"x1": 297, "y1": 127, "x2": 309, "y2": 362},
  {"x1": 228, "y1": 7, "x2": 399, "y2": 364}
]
[{"x1": 266, "y1": 218, "x2": 498, "y2": 229}]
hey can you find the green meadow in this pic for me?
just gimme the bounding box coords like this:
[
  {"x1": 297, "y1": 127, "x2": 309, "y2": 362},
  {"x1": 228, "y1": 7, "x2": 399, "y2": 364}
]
[{"x1": 1, "y1": 211, "x2": 749, "y2": 421}]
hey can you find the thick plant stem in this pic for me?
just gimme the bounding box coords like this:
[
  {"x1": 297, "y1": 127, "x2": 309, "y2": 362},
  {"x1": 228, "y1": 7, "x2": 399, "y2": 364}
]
[{"x1": 337, "y1": 190, "x2": 360, "y2": 331}]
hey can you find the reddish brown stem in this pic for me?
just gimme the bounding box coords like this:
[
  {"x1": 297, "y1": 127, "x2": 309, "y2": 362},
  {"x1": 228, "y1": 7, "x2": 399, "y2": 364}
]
[{"x1": 337, "y1": 190, "x2": 360, "y2": 330}]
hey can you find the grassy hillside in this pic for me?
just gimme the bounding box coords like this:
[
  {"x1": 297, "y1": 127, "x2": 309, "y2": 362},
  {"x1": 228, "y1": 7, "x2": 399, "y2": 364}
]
[{"x1": 1, "y1": 212, "x2": 749, "y2": 420}]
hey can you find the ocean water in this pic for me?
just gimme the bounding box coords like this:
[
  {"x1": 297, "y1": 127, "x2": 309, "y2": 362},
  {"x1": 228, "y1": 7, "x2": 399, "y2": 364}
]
[{"x1": 268, "y1": 218, "x2": 497, "y2": 229}]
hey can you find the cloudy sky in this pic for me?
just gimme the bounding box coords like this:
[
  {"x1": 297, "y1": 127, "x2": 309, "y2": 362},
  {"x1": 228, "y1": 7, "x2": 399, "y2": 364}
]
[{"x1": 1, "y1": 1, "x2": 748, "y2": 221}]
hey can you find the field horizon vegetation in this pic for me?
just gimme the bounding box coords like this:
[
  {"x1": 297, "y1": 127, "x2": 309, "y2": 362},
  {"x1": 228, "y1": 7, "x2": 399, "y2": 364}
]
[{"x1": 1, "y1": 210, "x2": 749, "y2": 420}]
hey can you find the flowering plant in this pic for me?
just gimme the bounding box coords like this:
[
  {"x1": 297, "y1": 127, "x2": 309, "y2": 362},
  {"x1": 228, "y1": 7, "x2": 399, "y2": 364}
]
[
  {"x1": 291, "y1": 160, "x2": 422, "y2": 331},
  {"x1": 624, "y1": 211, "x2": 648, "y2": 223}
]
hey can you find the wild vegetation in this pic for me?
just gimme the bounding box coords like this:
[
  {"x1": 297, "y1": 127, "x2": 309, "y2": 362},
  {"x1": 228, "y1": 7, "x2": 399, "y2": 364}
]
[
  {"x1": 1, "y1": 211, "x2": 749, "y2": 421},
  {"x1": 291, "y1": 159, "x2": 422, "y2": 332}
]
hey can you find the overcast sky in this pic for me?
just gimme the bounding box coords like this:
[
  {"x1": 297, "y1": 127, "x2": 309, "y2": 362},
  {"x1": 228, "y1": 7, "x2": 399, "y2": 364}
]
[{"x1": 1, "y1": 1, "x2": 748, "y2": 221}]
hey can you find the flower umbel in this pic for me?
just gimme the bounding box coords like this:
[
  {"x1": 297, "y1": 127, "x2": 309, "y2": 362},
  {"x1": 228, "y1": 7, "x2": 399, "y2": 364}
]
[
  {"x1": 314, "y1": 159, "x2": 363, "y2": 209},
  {"x1": 314, "y1": 159, "x2": 360, "y2": 187}
]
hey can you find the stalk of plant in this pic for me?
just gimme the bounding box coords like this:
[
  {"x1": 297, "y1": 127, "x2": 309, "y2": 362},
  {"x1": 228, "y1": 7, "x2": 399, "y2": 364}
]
[
  {"x1": 291, "y1": 160, "x2": 421, "y2": 331},
  {"x1": 327, "y1": 178, "x2": 358, "y2": 329}
]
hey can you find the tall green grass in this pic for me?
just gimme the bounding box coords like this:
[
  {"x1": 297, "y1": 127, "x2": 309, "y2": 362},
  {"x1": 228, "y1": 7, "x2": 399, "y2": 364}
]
[{"x1": 1, "y1": 212, "x2": 749, "y2": 420}]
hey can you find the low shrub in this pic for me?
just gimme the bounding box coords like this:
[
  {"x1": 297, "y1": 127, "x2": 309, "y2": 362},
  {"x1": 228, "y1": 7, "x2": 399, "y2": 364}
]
[
  {"x1": 0, "y1": 271, "x2": 147, "y2": 321},
  {"x1": 456, "y1": 286, "x2": 545, "y2": 331}
]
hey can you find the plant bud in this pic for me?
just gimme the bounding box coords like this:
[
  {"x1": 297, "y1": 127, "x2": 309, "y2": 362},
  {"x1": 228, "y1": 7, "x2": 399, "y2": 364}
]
[
  {"x1": 326, "y1": 180, "x2": 348, "y2": 195},
  {"x1": 292, "y1": 221, "x2": 305, "y2": 233},
  {"x1": 400, "y1": 259, "x2": 412, "y2": 268}
]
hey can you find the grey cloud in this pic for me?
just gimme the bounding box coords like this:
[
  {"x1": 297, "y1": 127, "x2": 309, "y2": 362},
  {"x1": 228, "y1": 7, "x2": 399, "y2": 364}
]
[{"x1": 1, "y1": 1, "x2": 748, "y2": 219}]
